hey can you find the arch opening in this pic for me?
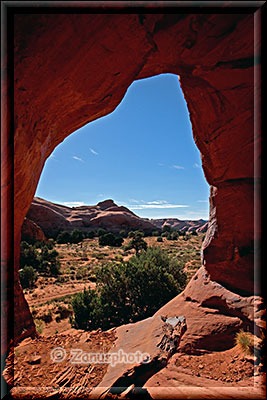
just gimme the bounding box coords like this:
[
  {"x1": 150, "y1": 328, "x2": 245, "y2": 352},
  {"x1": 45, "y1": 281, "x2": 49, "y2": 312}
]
[{"x1": 21, "y1": 73, "x2": 210, "y2": 337}]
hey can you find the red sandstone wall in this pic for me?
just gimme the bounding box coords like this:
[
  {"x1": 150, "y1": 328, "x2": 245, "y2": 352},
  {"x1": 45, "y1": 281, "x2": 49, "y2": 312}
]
[{"x1": 1, "y1": 12, "x2": 260, "y2": 351}]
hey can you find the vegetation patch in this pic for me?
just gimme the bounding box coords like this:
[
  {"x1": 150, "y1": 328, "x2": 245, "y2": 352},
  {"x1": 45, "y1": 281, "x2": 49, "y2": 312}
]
[{"x1": 71, "y1": 246, "x2": 187, "y2": 331}]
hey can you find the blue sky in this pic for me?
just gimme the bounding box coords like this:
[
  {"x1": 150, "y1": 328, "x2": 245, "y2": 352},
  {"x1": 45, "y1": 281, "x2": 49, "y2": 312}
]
[{"x1": 36, "y1": 73, "x2": 209, "y2": 220}]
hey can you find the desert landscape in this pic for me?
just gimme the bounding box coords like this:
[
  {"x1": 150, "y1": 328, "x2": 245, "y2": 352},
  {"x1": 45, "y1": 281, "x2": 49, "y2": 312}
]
[{"x1": 2, "y1": 198, "x2": 265, "y2": 399}]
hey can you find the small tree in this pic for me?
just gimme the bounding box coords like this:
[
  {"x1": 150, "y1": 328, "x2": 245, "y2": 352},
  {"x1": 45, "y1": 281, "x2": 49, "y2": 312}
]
[
  {"x1": 126, "y1": 231, "x2": 147, "y2": 255},
  {"x1": 19, "y1": 266, "x2": 37, "y2": 288},
  {"x1": 163, "y1": 225, "x2": 171, "y2": 233},
  {"x1": 70, "y1": 229, "x2": 85, "y2": 244},
  {"x1": 97, "y1": 228, "x2": 107, "y2": 237},
  {"x1": 99, "y1": 233, "x2": 123, "y2": 247},
  {"x1": 20, "y1": 241, "x2": 39, "y2": 269},
  {"x1": 86, "y1": 231, "x2": 95, "y2": 239},
  {"x1": 57, "y1": 231, "x2": 71, "y2": 244},
  {"x1": 167, "y1": 231, "x2": 179, "y2": 241}
]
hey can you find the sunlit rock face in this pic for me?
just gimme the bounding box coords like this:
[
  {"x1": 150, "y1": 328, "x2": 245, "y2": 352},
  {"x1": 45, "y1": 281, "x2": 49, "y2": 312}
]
[{"x1": 2, "y1": 12, "x2": 259, "y2": 352}]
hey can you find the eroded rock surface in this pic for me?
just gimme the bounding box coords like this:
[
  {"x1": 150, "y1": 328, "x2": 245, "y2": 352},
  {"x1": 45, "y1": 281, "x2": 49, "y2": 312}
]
[
  {"x1": 154, "y1": 267, "x2": 265, "y2": 353},
  {"x1": 21, "y1": 217, "x2": 47, "y2": 243},
  {"x1": 92, "y1": 314, "x2": 187, "y2": 397}
]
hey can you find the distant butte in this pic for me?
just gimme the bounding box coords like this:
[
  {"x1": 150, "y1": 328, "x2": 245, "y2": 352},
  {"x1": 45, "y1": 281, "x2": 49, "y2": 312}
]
[{"x1": 22, "y1": 197, "x2": 208, "y2": 239}]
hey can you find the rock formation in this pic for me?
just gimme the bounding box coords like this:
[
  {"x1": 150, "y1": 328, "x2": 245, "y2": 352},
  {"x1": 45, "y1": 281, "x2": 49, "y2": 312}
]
[
  {"x1": 24, "y1": 197, "x2": 156, "y2": 236},
  {"x1": 93, "y1": 267, "x2": 264, "y2": 397},
  {"x1": 23, "y1": 197, "x2": 208, "y2": 237},
  {"x1": 150, "y1": 218, "x2": 208, "y2": 233},
  {"x1": 21, "y1": 217, "x2": 47, "y2": 243},
  {"x1": 2, "y1": 9, "x2": 263, "y2": 368},
  {"x1": 92, "y1": 315, "x2": 187, "y2": 398}
]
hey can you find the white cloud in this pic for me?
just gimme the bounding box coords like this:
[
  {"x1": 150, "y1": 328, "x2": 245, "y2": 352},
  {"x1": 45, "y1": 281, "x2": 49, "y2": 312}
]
[
  {"x1": 89, "y1": 148, "x2": 99, "y2": 155},
  {"x1": 197, "y1": 199, "x2": 208, "y2": 203},
  {"x1": 172, "y1": 165, "x2": 184, "y2": 169},
  {"x1": 125, "y1": 202, "x2": 189, "y2": 210},
  {"x1": 193, "y1": 163, "x2": 200, "y2": 168},
  {"x1": 72, "y1": 156, "x2": 84, "y2": 162},
  {"x1": 129, "y1": 198, "x2": 141, "y2": 203}
]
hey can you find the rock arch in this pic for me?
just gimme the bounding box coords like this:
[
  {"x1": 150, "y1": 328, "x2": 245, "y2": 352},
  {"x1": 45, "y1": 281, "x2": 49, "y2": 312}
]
[{"x1": 2, "y1": 11, "x2": 261, "y2": 355}]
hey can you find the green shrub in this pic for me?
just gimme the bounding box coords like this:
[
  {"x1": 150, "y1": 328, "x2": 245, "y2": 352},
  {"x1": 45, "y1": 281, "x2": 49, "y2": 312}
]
[
  {"x1": 56, "y1": 230, "x2": 84, "y2": 244},
  {"x1": 97, "y1": 228, "x2": 107, "y2": 237},
  {"x1": 99, "y1": 233, "x2": 124, "y2": 247},
  {"x1": 70, "y1": 229, "x2": 85, "y2": 244},
  {"x1": 20, "y1": 241, "x2": 39, "y2": 269},
  {"x1": 162, "y1": 225, "x2": 171, "y2": 233},
  {"x1": 157, "y1": 236, "x2": 163, "y2": 242},
  {"x1": 19, "y1": 266, "x2": 37, "y2": 288},
  {"x1": 20, "y1": 240, "x2": 61, "y2": 277},
  {"x1": 86, "y1": 231, "x2": 95, "y2": 239},
  {"x1": 38, "y1": 247, "x2": 61, "y2": 276},
  {"x1": 56, "y1": 231, "x2": 71, "y2": 244},
  {"x1": 71, "y1": 246, "x2": 186, "y2": 331}
]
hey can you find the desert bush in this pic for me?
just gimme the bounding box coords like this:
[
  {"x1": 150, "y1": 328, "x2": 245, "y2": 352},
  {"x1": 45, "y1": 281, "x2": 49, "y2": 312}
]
[
  {"x1": 20, "y1": 241, "x2": 39, "y2": 269},
  {"x1": 38, "y1": 247, "x2": 61, "y2": 276},
  {"x1": 162, "y1": 225, "x2": 171, "y2": 233},
  {"x1": 114, "y1": 254, "x2": 124, "y2": 262},
  {"x1": 34, "y1": 318, "x2": 44, "y2": 334},
  {"x1": 76, "y1": 266, "x2": 88, "y2": 280},
  {"x1": 86, "y1": 231, "x2": 95, "y2": 239},
  {"x1": 119, "y1": 230, "x2": 127, "y2": 238},
  {"x1": 235, "y1": 329, "x2": 254, "y2": 355},
  {"x1": 57, "y1": 230, "x2": 84, "y2": 244},
  {"x1": 97, "y1": 228, "x2": 107, "y2": 237},
  {"x1": 19, "y1": 266, "x2": 37, "y2": 288},
  {"x1": 20, "y1": 240, "x2": 61, "y2": 277},
  {"x1": 56, "y1": 231, "x2": 71, "y2": 244},
  {"x1": 99, "y1": 233, "x2": 124, "y2": 247},
  {"x1": 71, "y1": 246, "x2": 186, "y2": 331},
  {"x1": 166, "y1": 231, "x2": 179, "y2": 241},
  {"x1": 157, "y1": 236, "x2": 163, "y2": 242},
  {"x1": 39, "y1": 310, "x2": 53, "y2": 323},
  {"x1": 56, "y1": 305, "x2": 72, "y2": 320},
  {"x1": 70, "y1": 229, "x2": 85, "y2": 244}
]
